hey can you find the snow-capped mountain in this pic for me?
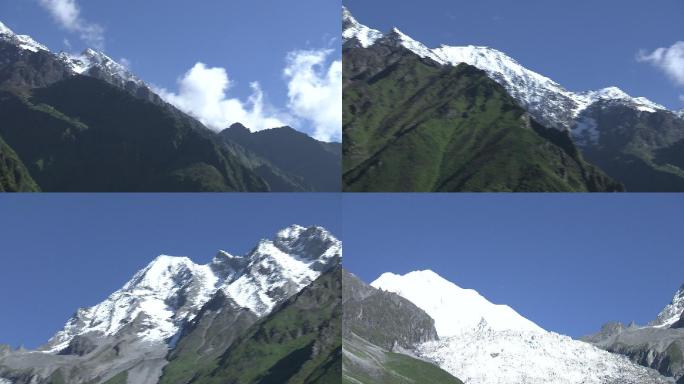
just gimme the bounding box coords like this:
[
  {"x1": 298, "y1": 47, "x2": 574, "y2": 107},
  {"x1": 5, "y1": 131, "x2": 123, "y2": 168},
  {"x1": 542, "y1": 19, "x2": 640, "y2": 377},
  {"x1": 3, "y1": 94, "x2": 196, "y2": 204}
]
[
  {"x1": 372, "y1": 270, "x2": 542, "y2": 336},
  {"x1": 651, "y1": 284, "x2": 684, "y2": 328},
  {"x1": 58, "y1": 49, "x2": 144, "y2": 87},
  {"x1": 342, "y1": 7, "x2": 671, "y2": 132},
  {"x1": 0, "y1": 19, "x2": 149, "y2": 94},
  {"x1": 0, "y1": 21, "x2": 48, "y2": 53},
  {"x1": 41, "y1": 225, "x2": 340, "y2": 354},
  {"x1": 372, "y1": 270, "x2": 671, "y2": 384}
]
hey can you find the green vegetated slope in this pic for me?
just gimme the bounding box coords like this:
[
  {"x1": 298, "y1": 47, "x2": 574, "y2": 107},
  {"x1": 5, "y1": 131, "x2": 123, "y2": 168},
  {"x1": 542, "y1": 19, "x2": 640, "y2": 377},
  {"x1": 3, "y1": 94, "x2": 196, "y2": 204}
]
[
  {"x1": 343, "y1": 48, "x2": 622, "y2": 192},
  {"x1": 0, "y1": 133, "x2": 39, "y2": 191},
  {"x1": 159, "y1": 267, "x2": 341, "y2": 384},
  {"x1": 0, "y1": 77, "x2": 268, "y2": 191},
  {"x1": 578, "y1": 103, "x2": 684, "y2": 191},
  {"x1": 342, "y1": 270, "x2": 462, "y2": 384},
  {"x1": 158, "y1": 292, "x2": 259, "y2": 384}
]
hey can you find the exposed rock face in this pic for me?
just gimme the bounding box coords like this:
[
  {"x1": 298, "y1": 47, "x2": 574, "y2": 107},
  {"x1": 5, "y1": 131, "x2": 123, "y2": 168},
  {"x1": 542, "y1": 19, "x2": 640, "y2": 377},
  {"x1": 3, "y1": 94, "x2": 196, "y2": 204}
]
[
  {"x1": 343, "y1": 269, "x2": 438, "y2": 350},
  {"x1": 584, "y1": 284, "x2": 684, "y2": 383}
]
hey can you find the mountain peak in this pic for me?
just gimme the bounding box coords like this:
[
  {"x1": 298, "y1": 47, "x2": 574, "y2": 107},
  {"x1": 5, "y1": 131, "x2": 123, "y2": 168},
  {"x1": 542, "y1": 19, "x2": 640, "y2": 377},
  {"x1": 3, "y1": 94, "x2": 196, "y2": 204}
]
[
  {"x1": 650, "y1": 283, "x2": 684, "y2": 328},
  {"x1": 227, "y1": 122, "x2": 250, "y2": 132},
  {"x1": 342, "y1": 7, "x2": 382, "y2": 48},
  {"x1": 0, "y1": 20, "x2": 49, "y2": 53},
  {"x1": 58, "y1": 49, "x2": 143, "y2": 86},
  {"x1": 345, "y1": 12, "x2": 674, "y2": 130},
  {"x1": 41, "y1": 225, "x2": 339, "y2": 354},
  {"x1": 0, "y1": 21, "x2": 13, "y2": 35},
  {"x1": 372, "y1": 270, "x2": 543, "y2": 336}
]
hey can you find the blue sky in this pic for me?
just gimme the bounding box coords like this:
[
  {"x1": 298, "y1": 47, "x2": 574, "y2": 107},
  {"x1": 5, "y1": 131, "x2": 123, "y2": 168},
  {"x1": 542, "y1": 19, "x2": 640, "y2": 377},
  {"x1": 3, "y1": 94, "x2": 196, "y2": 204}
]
[
  {"x1": 0, "y1": 0, "x2": 341, "y2": 140},
  {"x1": 344, "y1": 0, "x2": 684, "y2": 110},
  {"x1": 0, "y1": 194, "x2": 341, "y2": 349},
  {"x1": 343, "y1": 194, "x2": 684, "y2": 338}
]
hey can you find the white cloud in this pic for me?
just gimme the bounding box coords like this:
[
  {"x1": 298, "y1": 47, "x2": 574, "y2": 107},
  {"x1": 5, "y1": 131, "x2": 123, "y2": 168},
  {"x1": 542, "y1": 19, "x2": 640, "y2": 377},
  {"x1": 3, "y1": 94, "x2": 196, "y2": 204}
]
[
  {"x1": 284, "y1": 49, "x2": 342, "y2": 142},
  {"x1": 637, "y1": 41, "x2": 684, "y2": 86},
  {"x1": 157, "y1": 49, "x2": 342, "y2": 142},
  {"x1": 38, "y1": 0, "x2": 104, "y2": 49},
  {"x1": 156, "y1": 63, "x2": 288, "y2": 132}
]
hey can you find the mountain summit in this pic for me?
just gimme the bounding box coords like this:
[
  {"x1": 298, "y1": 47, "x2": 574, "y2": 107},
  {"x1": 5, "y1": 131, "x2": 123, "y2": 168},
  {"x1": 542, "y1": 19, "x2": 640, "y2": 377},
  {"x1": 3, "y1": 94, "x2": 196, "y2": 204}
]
[
  {"x1": 342, "y1": 8, "x2": 670, "y2": 132},
  {"x1": 342, "y1": 8, "x2": 684, "y2": 192},
  {"x1": 371, "y1": 270, "x2": 671, "y2": 384},
  {"x1": 0, "y1": 225, "x2": 341, "y2": 384}
]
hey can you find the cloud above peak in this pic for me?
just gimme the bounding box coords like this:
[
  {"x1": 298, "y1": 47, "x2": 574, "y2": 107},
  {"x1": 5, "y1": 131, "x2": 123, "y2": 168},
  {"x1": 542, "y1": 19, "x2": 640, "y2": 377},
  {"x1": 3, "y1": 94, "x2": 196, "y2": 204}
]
[
  {"x1": 157, "y1": 49, "x2": 342, "y2": 142},
  {"x1": 637, "y1": 41, "x2": 684, "y2": 86},
  {"x1": 38, "y1": 0, "x2": 104, "y2": 49},
  {"x1": 156, "y1": 63, "x2": 288, "y2": 132}
]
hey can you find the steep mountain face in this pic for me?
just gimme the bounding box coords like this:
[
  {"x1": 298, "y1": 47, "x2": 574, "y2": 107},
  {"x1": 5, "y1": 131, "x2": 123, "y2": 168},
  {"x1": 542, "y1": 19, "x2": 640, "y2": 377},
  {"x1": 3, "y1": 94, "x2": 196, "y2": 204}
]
[
  {"x1": 575, "y1": 104, "x2": 684, "y2": 191},
  {"x1": 342, "y1": 270, "x2": 463, "y2": 384},
  {"x1": 0, "y1": 225, "x2": 341, "y2": 384},
  {"x1": 0, "y1": 20, "x2": 340, "y2": 192},
  {"x1": 0, "y1": 134, "x2": 38, "y2": 192},
  {"x1": 164, "y1": 266, "x2": 342, "y2": 384},
  {"x1": 372, "y1": 270, "x2": 671, "y2": 384},
  {"x1": 220, "y1": 123, "x2": 342, "y2": 192},
  {"x1": 343, "y1": 39, "x2": 621, "y2": 191},
  {"x1": 343, "y1": 7, "x2": 684, "y2": 191},
  {"x1": 0, "y1": 76, "x2": 270, "y2": 192},
  {"x1": 584, "y1": 284, "x2": 684, "y2": 383}
]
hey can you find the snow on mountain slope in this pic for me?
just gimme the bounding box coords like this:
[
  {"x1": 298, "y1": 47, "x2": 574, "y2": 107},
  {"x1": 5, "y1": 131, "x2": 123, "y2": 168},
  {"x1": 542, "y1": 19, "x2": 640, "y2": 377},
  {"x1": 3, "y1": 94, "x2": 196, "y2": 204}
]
[
  {"x1": 342, "y1": 7, "x2": 382, "y2": 48},
  {"x1": 0, "y1": 19, "x2": 147, "y2": 91},
  {"x1": 221, "y1": 224, "x2": 341, "y2": 316},
  {"x1": 43, "y1": 256, "x2": 218, "y2": 353},
  {"x1": 58, "y1": 49, "x2": 144, "y2": 86},
  {"x1": 372, "y1": 270, "x2": 542, "y2": 336},
  {"x1": 650, "y1": 284, "x2": 684, "y2": 328},
  {"x1": 373, "y1": 270, "x2": 671, "y2": 384},
  {"x1": 418, "y1": 320, "x2": 672, "y2": 384},
  {"x1": 0, "y1": 21, "x2": 48, "y2": 52},
  {"x1": 40, "y1": 225, "x2": 340, "y2": 354},
  {"x1": 342, "y1": 8, "x2": 668, "y2": 131}
]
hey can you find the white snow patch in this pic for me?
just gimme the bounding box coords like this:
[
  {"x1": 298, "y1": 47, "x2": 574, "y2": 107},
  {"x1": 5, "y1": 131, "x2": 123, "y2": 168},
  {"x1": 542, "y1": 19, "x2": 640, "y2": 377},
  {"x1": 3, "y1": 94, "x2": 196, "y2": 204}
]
[
  {"x1": 342, "y1": 7, "x2": 382, "y2": 48},
  {"x1": 418, "y1": 321, "x2": 671, "y2": 384},
  {"x1": 371, "y1": 270, "x2": 543, "y2": 336},
  {"x1": 0, "y1": 21, "x2": 49, "y2": 53}
]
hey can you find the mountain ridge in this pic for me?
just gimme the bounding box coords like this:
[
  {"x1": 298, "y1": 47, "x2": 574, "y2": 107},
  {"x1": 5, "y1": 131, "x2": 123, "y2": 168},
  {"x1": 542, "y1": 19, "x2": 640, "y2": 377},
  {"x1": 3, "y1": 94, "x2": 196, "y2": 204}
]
[
  {"x1": 0, "y1": 18, "x2": 341, "y2": 192},
  {"x1": 371, "y1": 269, "x2": 672, "y2": 384},
  {"x1": 0, "y1": 225, "x2": 341, "y2": 384}
]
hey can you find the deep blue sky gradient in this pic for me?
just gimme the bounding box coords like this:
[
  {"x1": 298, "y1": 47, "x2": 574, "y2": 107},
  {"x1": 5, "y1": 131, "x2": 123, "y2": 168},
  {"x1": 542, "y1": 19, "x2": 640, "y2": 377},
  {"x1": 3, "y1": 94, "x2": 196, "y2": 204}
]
[
  {"x1": 0, "y1": 0, "x2": 340, "y2": 130},
  {"x1": 342, "y1": 194, "x2": 684, "y2": 338},
  {"x1": 0, "y1": 194, "x2": 341, "y2": 349},
  {"x1": 344, "y1": 0, "x2": 684, "y2": 109}
]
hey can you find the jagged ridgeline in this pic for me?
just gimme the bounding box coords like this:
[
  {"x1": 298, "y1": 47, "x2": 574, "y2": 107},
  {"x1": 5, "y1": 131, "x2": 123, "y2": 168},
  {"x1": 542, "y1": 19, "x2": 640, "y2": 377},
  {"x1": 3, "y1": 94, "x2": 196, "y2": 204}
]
[
  {"x1": 342, "y1": 270, "x2": 464, "y2": 384},
  {"x1": 342, "y1": 8, "x2": 684, "y2": 192},
  {"x1": 583, "y1": 284, "x2": 684, "y2": 384},
  {"x1": 0, "y1": 22, "x2": 340, "y2": 192},
  {"x1": 0, "y1": 225, "x2": 342, "y2": 384}
]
